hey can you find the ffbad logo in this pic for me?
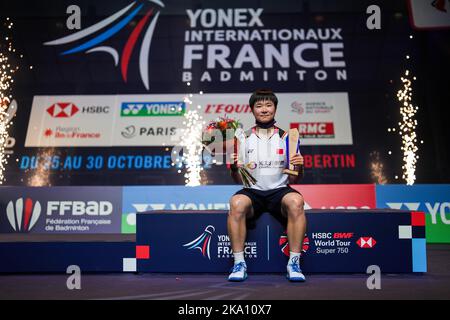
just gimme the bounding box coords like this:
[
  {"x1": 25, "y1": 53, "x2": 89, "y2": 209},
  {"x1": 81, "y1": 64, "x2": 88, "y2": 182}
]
[
  {"x1": 6, "y1": 198, "x2": 42, "y2": 232},
  {"x1": 46, "y1": 201, "x2": 113, "y2": 216}
]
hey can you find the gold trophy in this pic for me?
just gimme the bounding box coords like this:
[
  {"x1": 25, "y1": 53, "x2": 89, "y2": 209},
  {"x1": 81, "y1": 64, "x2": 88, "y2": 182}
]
[
  {"x1": 283, "y1": 128, "x2": 300, "y2": 176},
  {"x1": 234, "y1": 128, "x2": 257, "y2": 187}
]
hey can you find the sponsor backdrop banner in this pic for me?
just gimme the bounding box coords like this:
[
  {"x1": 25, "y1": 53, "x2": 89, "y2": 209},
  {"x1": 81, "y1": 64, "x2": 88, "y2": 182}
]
[
  {"x1": 0, "y1": 187, "x2": 122, "y2": 233},
  {"x1": 291, "y1": 184, "x2": 376, "y2": 209},
  {"x1": 136, "y1": 211, "x2": 426, "y2": 273},
  {"x1": 376, "y1": 184, "x2": 450, "y2": 243},
  {"x1": 25, "y1": 96, "x2": 116, "y2": 147},
  {"x1": 122, "y1": 184, "x2": 376, "y2": 233},
  {"x1": 25, "y1": 93, "x2": 352, "y2": 147},
  {"x1": 4, "y1": 183, "x2": 446, "y2": 246},
  {"x1": 1, "y1": 0, "x2": 424, "y2": 185}
]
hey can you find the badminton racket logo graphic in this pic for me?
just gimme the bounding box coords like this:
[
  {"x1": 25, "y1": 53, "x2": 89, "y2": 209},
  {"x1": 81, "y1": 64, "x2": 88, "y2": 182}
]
[
  {"x1": 6, "y1": 198, "x2": 42, "y2": 232},
  {"x1": 43, "y1": 1, "x2": 165, "y2": 90},
  {"x1": 183, "y1": 225, "x2": 216, "y2": 260}
]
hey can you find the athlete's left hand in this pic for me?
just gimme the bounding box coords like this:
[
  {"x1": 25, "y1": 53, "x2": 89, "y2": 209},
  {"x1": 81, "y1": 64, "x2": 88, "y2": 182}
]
[{"x1": 290, "y1": 154, "x2": 304, "y2": 167}]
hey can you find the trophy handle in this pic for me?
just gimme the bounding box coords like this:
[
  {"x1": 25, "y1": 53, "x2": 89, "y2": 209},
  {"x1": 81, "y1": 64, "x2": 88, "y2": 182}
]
[
  {"x1": 234, "y1": 129, "x2": 246, "y2": 166},
  {"x1": 283, "y1": 128, "x2": 300, "y2": 176}
]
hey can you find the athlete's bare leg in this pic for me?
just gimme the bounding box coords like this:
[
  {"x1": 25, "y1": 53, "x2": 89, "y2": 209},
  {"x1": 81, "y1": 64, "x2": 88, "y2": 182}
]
[
  {"x1": 227, "y1": 194, "x2": 254, "y2": 253},
  {"x1": 281, "y1": 193, "x2": 306, "y2": 252}
]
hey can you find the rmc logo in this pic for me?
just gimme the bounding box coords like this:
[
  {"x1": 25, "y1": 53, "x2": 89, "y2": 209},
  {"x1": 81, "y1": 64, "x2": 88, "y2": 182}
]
[
  {"x1": 43, "y1": 1, "x2": 165, "y2": 90},
  {"x1": 6, "y1": 198, "x2": 42, "y2": 232}
]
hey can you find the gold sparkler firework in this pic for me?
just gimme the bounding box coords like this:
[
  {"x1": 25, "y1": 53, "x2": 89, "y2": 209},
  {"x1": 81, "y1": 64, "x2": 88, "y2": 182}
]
[
  {"x1": 179, "y1": 94, "x2": 204, "y2": 186},
  {"x1": 396, "y1": 69, "x2": 419, "y2": 185},
  {"x1": 27, "y1": 148, "x2": 55, "y2": 187},
  {"x1": 369, "y1": 151, "x2": 388, "y2": 184},
  {"x1": 0, "y1": 18, "x2": 19, "y2": 184}
]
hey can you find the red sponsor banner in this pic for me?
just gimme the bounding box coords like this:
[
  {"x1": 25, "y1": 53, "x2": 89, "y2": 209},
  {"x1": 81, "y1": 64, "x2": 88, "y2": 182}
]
[
  {"x1": 290, "y1": 184, "x2": 376, "y2": 209},
  {"x1": 302, "y1": 153, "x2": 356, "y2": 169},
  {"x1": 204, "y1": 104, "x2": 252, "y2": 114},
  {"x1": 291, "y1": 122, "x2": 335, "y2": 138}
]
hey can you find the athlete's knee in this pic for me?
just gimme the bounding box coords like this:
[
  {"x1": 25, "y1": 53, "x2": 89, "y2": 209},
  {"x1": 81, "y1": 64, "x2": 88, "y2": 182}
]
[
  {"x1": 285, "y1": 193, "x2": 305, "y2": 216},
  {"x1": 229, "y1": 195, "x2": 251, "y2": 219}
]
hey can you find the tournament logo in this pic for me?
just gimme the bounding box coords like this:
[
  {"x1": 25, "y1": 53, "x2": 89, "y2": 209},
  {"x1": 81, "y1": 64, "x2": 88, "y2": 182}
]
[
  {"x1": 279, "y1": 232, "x2": 310, "y2": 256},
  {"x1": 183, "y1": 225, "x2": 215, "y2": 259},
  {"x1": 6, "y1": 198, "x2": 42, "y2": 232},
  {"x1": 44, "y1": 1, "x2": 165, "y2": 90}
]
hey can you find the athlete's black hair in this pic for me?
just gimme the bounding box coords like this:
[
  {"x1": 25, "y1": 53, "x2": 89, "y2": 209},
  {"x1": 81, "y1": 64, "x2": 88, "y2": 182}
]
[{"x1": 249, "y1": 88, "x2": 278, "y2": 110}]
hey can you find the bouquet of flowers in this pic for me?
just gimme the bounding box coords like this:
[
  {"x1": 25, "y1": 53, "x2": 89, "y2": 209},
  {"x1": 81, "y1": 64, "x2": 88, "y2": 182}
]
[
  {"x1": 202, "y1": 116, "x2": 241, "y2": 145},
  {"x1": 202, "y1": 117, "x2": 257, "y2": 187}
]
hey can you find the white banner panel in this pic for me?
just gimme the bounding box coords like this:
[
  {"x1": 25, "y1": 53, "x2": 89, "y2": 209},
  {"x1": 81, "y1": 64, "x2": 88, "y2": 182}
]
[
  {"x1": 193, "y1": 92, "x2": 353, "y2": 146},
  {"x1": 408, "y1": 0, "x2": 450, "y2": 29},
  {"x1": 25, "y1": 96, "x2": 116, "y2": 147},
  {"x1": 276, "y1": 92, "x2": 353, "y2": 145},
  {"x1": 113, "y1": 95, "x2": 187, "y2": 146},
  {"x1": 25, "y1": 93, "x2": 352, "y2": 146}
]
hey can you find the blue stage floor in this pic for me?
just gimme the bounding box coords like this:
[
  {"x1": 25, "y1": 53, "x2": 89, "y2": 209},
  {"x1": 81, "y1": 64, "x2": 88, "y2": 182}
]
[{"x1": 0, "y1": 244, "x2": 448, "y2": 300}]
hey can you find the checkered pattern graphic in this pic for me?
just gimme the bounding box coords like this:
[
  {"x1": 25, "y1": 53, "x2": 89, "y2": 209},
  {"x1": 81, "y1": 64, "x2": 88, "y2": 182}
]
[
  {"x1": 123, "y1": 245, "x2": 150, "y2": 272},
  {"x1": 398, "y1": 211, "x2": 426, "y2": 272}
]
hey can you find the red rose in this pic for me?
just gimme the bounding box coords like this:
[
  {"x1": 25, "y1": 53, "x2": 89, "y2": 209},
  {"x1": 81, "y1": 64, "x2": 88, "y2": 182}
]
[{"x1": 218, "y1": 121, "x2": 227, "y2": 130}]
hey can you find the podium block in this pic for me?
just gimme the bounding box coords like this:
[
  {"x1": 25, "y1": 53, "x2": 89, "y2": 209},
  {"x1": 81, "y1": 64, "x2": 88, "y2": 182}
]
[{"x1": 136, "y1": 210, "x2": 427, "y2": 273}]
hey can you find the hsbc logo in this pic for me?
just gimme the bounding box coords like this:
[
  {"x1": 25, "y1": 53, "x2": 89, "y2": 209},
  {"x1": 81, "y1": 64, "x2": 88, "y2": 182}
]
[
  {"x1": 46, "y1": 103, "x2": 110, "y2": 118},
  {"x1": 357, "y1": 237, "x2": 377, "y2": 248},
  {"x1": 47, "y1": 102, "x2": 79, "y2": 118},
  {"x1": 6, "y1": 198, "x2": 42, "y2": 232},
  {"x1": 311, "y1": 232, "x2": 354, "y2": 239}
]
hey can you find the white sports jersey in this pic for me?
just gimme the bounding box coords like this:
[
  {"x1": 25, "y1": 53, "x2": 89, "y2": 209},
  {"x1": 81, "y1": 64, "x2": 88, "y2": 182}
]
[{"x1": 241, "y1": 126, "x2": 300, "y2": 191}]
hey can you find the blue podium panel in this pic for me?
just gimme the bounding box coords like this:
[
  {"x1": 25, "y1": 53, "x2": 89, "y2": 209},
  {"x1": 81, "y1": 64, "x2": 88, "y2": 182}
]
[
  {"x1": 136, "y1": 210, "x2": 427, "y2": 273},
  {"x1": 0, "y1": 242, "x2": 136, "y2": 273}
]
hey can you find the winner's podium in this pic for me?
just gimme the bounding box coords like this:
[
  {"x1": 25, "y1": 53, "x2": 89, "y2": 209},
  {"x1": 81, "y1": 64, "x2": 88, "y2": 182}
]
[{"x1": 136, "y1": 210, "x2": 427, "y2": 273}]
